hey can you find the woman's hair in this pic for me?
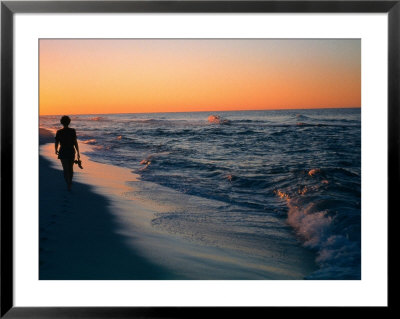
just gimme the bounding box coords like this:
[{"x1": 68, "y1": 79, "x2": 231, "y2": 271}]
[{"x1": 60, "y1": 115, "x2": 71, "y2": 126}]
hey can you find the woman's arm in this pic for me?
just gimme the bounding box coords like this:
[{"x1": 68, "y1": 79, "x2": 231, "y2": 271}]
[
  {"x1": 55, "y1": 130, "x2": 60, "y2": 155},
  {"x1": 74, "y1": 140, "x2": 80, "y2": 158},
  {"x1": 73, "y1": 133, "x2": 80, "y2": 159}
]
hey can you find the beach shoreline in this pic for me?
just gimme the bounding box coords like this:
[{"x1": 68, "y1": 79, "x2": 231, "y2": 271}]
[
  {"x1": 39, "y1": 126, "x2": 318, "y2": 280},
  {"x1": 39, "y1": 128, "x2": 174, "y2": 280}
]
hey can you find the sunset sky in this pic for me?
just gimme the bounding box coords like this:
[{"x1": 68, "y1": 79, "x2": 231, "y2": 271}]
[{"x1": 39, "y1": 39, "x2": 360, "y2": 115}]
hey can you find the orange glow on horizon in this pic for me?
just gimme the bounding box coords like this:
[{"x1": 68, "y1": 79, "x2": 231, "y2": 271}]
[{"x1": 39, "y1": 39, "x2": 361, "y2": 115}]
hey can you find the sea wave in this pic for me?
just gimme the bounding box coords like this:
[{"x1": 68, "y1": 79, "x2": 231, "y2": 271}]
[
  {"x1": 274, "y1": 167, "x2": 361, "y2": 279},
  {"x1": 208, "y1": 115, "x2": 231, "y2": 125},
  {"x1": 82, "y1": 139, "x2": 97, "y2": 145}
]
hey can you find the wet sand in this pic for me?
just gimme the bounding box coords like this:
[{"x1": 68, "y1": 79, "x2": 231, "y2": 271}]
[{"x1": 39, "y1": 128, "x2": 173, "y2": 279}]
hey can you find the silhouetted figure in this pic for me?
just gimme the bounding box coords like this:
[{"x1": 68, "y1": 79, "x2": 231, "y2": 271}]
[{"x1": 55, "y1": 116, "x2": 80, "y2": 191}]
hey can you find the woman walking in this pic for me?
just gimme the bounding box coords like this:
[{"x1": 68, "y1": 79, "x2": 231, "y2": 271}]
[{"x1": 55, "y1": 116, "x2": 80, "y2": 191}]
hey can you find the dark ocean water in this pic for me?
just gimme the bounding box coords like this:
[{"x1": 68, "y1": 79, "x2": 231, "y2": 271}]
[{"x1": 40, "y1": 108, "x2": 361, "y2": 279}]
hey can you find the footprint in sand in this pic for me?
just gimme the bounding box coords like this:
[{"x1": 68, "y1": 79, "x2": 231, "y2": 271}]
[
  {"x1": 60, "y1": 204, "x2": 69, "y2": 213},
  {"x1": 42, "y1": 219, "x2": 57, "y2": 229},
  {"x1": 60, "y1": 196, "x2": 73, "y2": 213},
  {"x1": 39, "y1": 247, "x2": 53, "y2": 257},
  {"x1": 39, "y1": 258, "x2": 52, "y2": 271}
]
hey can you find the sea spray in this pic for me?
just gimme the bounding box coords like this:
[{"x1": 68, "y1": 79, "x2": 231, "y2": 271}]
[{"x1": 275, "y1": 168, "x2": 361, "y2": 279}]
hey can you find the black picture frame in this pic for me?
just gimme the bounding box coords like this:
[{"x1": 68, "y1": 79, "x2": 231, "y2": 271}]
[{"x1": 1, "y1": 0, "x2": 396, "y2": 317}]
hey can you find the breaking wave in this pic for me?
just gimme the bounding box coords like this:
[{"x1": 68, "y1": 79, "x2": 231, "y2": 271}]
[{"x1": 275, "y1": 167, "x2": 361, "y2": 279}]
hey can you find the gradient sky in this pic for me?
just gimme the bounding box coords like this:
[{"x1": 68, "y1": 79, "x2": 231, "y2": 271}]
[{"x1": 39, "y1": 39, "x2": 360, "y2": 115}]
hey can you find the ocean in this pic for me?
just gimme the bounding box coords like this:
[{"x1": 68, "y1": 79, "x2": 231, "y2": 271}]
[{"x1": 40, "y1": 108, "x2": 361, "y2": 280}]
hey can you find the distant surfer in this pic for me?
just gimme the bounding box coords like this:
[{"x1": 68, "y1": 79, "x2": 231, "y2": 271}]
[{"x1": 55, "y1": 116, "x2": 81, "y2": 191}]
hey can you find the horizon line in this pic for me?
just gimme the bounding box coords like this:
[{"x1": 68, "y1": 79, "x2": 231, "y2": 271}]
[{"x1": 39, "y1": 106, "x2": 361, "y2": 116}]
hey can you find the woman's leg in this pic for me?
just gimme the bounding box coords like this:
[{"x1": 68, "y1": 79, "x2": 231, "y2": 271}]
[
  {"x1": 69, "y1": 160, "x2": 74, "y2": 185},
  {"x1": 60, "y1": 159, "x2": 69, "y2": 185},
  {"x1": 61, "y1": 159, "x2": 74, "y2": 190}
]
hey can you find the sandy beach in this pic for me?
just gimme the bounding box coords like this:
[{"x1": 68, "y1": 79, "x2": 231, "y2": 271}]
[{"x1": 39, "y1": 128, "x2": 173, "y2": 279}]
